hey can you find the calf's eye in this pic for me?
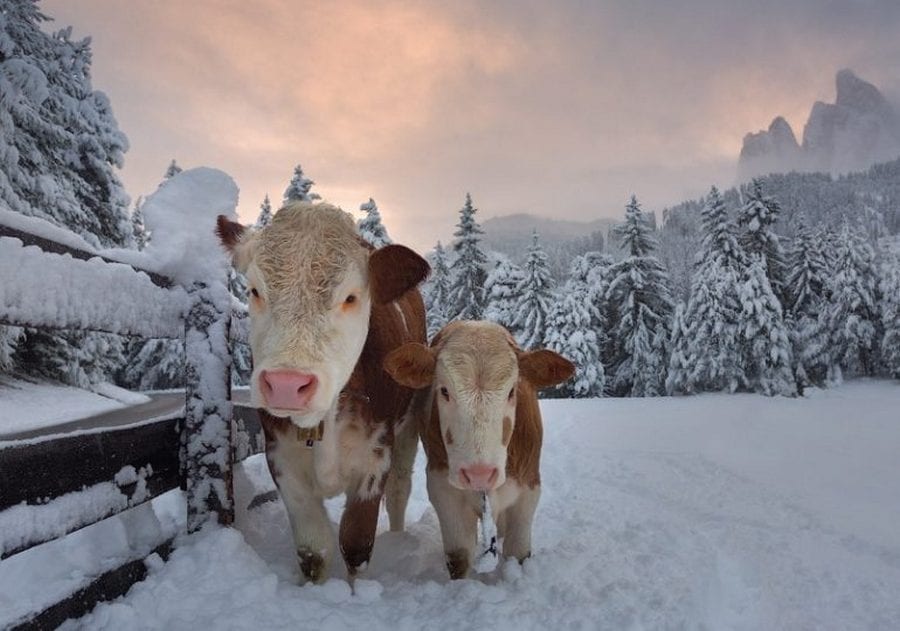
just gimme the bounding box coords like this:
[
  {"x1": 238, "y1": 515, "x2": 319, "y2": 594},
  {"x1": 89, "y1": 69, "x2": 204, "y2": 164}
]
[
  {"x1": 507, "y1": 388, "x2": 515, "y2": 401},
  {"x1": 250, "y1": 288, "x2": 260, "y2": 299},
  {"x1": 440, "y1": 386, "x2": 450, "y2": 402},
  {"x1": 344, "y1": 294, "x2": 357, "y2": 305}
]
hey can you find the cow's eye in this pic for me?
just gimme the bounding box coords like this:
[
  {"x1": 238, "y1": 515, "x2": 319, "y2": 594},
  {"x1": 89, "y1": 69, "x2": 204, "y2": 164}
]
[
  {"x1": 344, "y1": 294, "x2": 357, "y2": 305},
  {"x1": 507, "y1": 388, "x2": 515, "y2": 401},
  {"x1": 250, "y1": 288, "x2": 260, "y2": 299},
  {"x1": 440, "y1": 386, "x2": 450, "y2": 402}
]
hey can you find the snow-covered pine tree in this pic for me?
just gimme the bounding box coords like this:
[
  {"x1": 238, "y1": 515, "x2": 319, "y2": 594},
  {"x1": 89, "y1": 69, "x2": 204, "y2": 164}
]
[
  {"x1": 544, "y1": 270, "x2": 605, "y2": 398},
  {"x1": 164, "y1": 159, "x2": 182, "y2": 179},
  {"x1": 606, "y1": 196, "x2": 673, "y2": 396},
  {"x1": 1, "y1": 3, "x2": 131, "y2": 385},
  {"x1": 484, "y1": 258, "x2": 524, "y2": 331},
  {"x1": 784, "y1": 215, "x2": 831, "y2": 387},
  {"x1": 737, "y1": 256, "x2": 796, "y2": 396},
  {"x1": 880, "y1": 247, "x2": 900, "y2": 379},
  {"x1": 283, "y1": 164, "x2": 321, "y2": 204},
  {"x1": 119, "y1": 338, "x2": 185, "y2": 390},
  {"x1": 738, "y1": 179, "x2": 788, "y2": 306},
  {"x1": 423, "y1": 241, "x2": 453, "y2": 339},
  {"x1": 255, "y1": 194, "x2": 273, "y2": 229},
  {"x1": 818, "y1": 222, "x2": 881, "y2": 382},
  {"x1": 228, "y1": 268, "x2": 252, "y2": 385},
  {"x1": 667, "y1": 187, "x2": 745, "y2": 394},
  {"x1": 447, "y1": 193, "x2": 488, "y2": 321},
  {"x1": 131, "y1": 196, "x2": 147, "y2": 250},
  {"x1": 357, "y1": 198, "x2": 392, "y2": 248},
  {"x1": 511, "y1": 230, "x2": 555, "y2": 349}
]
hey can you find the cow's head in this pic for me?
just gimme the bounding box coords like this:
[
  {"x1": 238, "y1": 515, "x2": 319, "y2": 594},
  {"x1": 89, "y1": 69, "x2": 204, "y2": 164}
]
[
  {"x1": 216, "y1": 202, "x2": 428, "y2": 428},
  {"x1": 385, "y1": 321, "x2": 573, "y2": 491}
]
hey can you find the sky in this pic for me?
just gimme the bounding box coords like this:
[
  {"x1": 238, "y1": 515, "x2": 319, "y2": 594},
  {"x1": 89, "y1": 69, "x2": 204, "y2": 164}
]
[{"x1": 40, "y1": 0, "x2": 900, "y2": 252}]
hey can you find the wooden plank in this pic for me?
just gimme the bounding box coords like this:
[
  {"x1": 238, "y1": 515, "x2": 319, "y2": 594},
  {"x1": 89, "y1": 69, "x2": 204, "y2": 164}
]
[
  {"x1": 0, "y1": 224, "x2": 172, "y2": 289},
  {"x1": 0, "y1": 418, "x2": 182, "y2": 558},
  {"x1": 10, "y1": 538, "x2": 175, "y2": 631}
]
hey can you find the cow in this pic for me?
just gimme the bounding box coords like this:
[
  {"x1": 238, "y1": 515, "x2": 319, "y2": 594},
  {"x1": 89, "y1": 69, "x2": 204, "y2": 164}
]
[
  {"x1": 383, "y1": 320, "x2": 574, "y2": 579},
  {"x1": 216, "y1": 201, "x2": 428, "y2": 583}
]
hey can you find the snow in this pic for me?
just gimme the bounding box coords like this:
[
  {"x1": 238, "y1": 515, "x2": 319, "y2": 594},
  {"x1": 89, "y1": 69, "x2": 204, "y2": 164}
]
[
  {"x1": 38, "y1": 380, "x2": 900, "y2": 630},
  {"x1": 0, "y1": 235, "x2": 187, "y2": 338},
  {"x1": 0, "y1": 378, "x2": 148, "y2": 435},
  {"x1": 0, "y1": 206, "x2": 98, "y2": 253},
  {"x1": 141, "y1": 167, "x2": 239, "y2": 285}
]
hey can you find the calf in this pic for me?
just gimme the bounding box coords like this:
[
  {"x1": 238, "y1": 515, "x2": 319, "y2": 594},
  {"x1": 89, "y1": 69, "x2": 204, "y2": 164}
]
[
  {"x1": 384, "y1": 320, "x2": 574, "y2": 579},
  {"x1": 216, "y1": 202, "x2": 428, "y2": 583}
]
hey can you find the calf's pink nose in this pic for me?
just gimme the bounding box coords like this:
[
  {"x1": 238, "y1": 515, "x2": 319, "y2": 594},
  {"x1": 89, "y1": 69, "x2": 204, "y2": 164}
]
[
  {"x1": 459, "y1": 464, "x2": 499, "y2": 491},
  {"x1": 260, "y1": 369, "x2": 318, "y2": 410}
]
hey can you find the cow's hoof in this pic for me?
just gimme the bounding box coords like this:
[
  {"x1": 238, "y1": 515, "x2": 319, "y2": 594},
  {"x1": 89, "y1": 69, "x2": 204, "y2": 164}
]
[
  {"x1": 446, "y1": 549, "x2": 470, "y2": 580},
  {"x1": 297, "y1": 549, "x2": 326, "y2": 583},
  {"x1": 343, "y1": 549, "x2": 371, "y2": 578}
]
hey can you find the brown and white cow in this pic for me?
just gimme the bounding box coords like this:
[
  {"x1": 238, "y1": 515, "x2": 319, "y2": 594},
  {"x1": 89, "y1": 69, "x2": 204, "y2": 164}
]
[
  {"x1": 384, "y1": 320, "x2": 574, "y2": 579},
  {"x1": 216, "y1": 202, "x2": 428, "y2": 583}
]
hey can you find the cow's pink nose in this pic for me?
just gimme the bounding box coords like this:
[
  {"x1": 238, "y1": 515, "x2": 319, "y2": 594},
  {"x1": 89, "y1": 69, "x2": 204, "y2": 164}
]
[
  {"x1": 459, "y1": 464, "x2": 499, "y2": 491},
  {"x1": 260, "y1": 369, "x2": 318, "y2": 410}
]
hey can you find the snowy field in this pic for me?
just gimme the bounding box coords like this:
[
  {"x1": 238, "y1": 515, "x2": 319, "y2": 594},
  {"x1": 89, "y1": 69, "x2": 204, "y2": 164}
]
[{"x1": 16, "y1": 380, "x2": 900, "y2": 630}]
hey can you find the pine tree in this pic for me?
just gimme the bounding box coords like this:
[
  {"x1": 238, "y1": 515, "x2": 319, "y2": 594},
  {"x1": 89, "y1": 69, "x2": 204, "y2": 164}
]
[
  {"x1": 738, "y1": 179, "x2": 788, "y2": 305},
  {"x1": 1, "y1": 4, "x2": 131, "y2": 385},
  {"x1": 784, "y1": 216, "x2": 831, "y2": 387},
  {"x1": 423, "y1": 241, "x2": 453, "y2": 339},
  {"x1": 737, "y1": 256, "x2": 796, "y2": 396},
  {"x1": 818, "y1": 223, "x2": 881, "y2": 382},
  {"x1": 119, "y1": 338, "x2": 184, "y2": 390},
  {"x1": 447, "y1": 193, "x2": 488, "y2": 321},
  {"x1": 255, "y1": 194, "x2": 273, "y2": 229},
  {"x1": 283, "y1": 164, "x2": 321, "y2": 204},
  {"x1": 131, "y1": 196, "x2": 148, "y2": 250},
  {"x1": 544, "y1": 275, "x2": 605, "y2": 398},
  {"x1": 606, "y1": 196, "x2": 673, "y2": 396},
  {"x1": 511, "y1": 231, "x2": 555, "y2": 349},
  {"x1": 668, "y1": 187, "x2": 745, "y2": 394},
  {"x1": 484, "y1": 258, "x2": 524, "y2": 331},
  {"x1": 164, "y1": 159, "x2": 182, "y2": 179},
  {"x1": 228, "y1": 268, "x2": 252, "y2": 385},
  {"x1": 357, "y1": 198, "x2": 392, "y2": 247},
  {"x1": 880, "y1": 249, "x2": 900, "y2": 379}
]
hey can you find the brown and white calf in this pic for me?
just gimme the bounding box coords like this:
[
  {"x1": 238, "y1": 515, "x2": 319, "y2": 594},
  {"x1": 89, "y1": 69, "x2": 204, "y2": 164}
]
[
  {"x1": 384, "y1": 320, "x2": 574, "y2": 579},
  {"x1": 216, "y1": 202, "x2": 428, "y2": 583}
]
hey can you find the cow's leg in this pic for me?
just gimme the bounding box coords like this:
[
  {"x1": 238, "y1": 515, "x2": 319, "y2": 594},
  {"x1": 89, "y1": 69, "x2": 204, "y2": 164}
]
[
  {"x1": 426, "y1": 469, "x2": 478, "y2": 579},
  {"x1": 499, "y1": 484, "x2": 540, "y2": 563},
  {"x1": 384, "y1": 413, "x2": 417, "y2": 531},
  {"x1": 339, "y1": 474, "x2": 385, "y2": 578},
  {"x1": 265, "y1": 430, "x2": 334, "y2": 583}
]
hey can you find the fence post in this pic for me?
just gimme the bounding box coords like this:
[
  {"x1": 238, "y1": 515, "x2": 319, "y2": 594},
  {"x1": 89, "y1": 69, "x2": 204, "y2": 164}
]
[{"x1": 183, "y1": 280, "x2": 234, "y2": 531}]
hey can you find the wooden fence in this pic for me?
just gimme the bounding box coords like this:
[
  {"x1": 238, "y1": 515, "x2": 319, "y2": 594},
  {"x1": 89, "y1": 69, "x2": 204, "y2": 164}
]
[{"x1": 0, "y1": 220, "x2": 264, "y2": 629}]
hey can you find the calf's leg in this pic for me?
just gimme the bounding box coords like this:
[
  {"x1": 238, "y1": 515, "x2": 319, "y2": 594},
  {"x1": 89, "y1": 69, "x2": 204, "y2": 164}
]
[
  {"x1": 340, "y1": 474, "x2": 386, "y2": 577},
  {"x1": 499, "y1": 484, "x2": 540, "y2": 562},
  {"x1": 384, "y1": 413, "x2": 418, "y2": 531},
  {"x1": 265, "y1": 431, "x2": 334, "y2": 583},
  {"x1": 427, "y1": 469, "x2": 478, "y2": 579}
]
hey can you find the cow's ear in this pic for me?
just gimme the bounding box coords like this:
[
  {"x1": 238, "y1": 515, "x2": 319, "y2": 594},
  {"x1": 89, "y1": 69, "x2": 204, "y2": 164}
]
[
  {"x1": 215, "y1": 215, "x2": 255, "y2": 272},
  {"x1": 216, "y1": 215, "x2": 245, "y2": 251},
  {"x1": 368, "y1": 245, "x2": 430, "y2": 304},
  {"x1": 384, "y1": 342, "x2": 436, "y2": 389},
  {"x1": 518, "y1": 349, "x2": 575, "y2": 389}
]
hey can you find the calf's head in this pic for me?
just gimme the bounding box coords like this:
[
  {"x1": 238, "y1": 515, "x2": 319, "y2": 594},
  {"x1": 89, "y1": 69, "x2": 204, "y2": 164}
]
[
  {"x1": 217, "y1": 202, "x2": 428, "y2": 428},
  {"x1": 385, "y1": 321, "x2": 574, "y2": 491}
]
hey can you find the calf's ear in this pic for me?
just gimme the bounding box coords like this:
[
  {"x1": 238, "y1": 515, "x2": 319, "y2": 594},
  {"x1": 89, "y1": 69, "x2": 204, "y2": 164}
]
[
  {"x1": 215, "y1": 215, "x2": 254, "y2": 272},
  {"x1": 368, "y1": 245, "x2": 430, "y2": 304},
  {"x1": 518, "y1": 349, "x2": 576, "y2": 389},
  {"x1": 384, "y1": 342, "x2": 436, "y2": 389}
]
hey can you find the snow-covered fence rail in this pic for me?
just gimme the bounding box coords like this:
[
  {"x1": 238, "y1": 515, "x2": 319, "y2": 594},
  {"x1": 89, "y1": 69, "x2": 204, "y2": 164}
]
[{"x1": 0, "y1": 170, "x2": 264, "y2": 627}]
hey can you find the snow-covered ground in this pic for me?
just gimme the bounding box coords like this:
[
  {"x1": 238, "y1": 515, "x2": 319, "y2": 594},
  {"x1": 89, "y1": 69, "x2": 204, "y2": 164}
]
[
  {"x1": 15, "y1": 380, "x2": 900, "y2": 629},
  {"x1": 0, "y1": 378, "x2": 150, "y2": 435}
]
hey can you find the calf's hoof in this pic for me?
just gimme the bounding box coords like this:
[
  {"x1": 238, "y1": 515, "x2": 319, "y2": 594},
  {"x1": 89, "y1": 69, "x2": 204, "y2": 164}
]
[
  {"x1": 343, "y1": 547, "x2": 372, "y2": 578},
  {"x1": 297, "y1": 549, "x2": 326, "y2": 584},
  {"x1": 445, "y1": 548, "x2": 470, "y2": 580}
]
